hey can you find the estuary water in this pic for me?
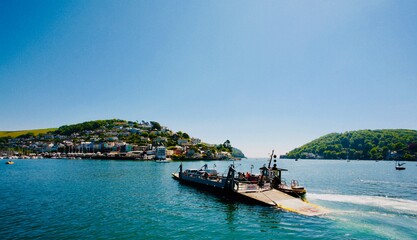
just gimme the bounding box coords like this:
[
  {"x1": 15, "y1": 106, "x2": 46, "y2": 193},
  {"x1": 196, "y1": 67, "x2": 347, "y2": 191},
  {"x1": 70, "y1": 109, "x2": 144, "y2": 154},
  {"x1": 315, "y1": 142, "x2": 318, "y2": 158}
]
[{"x1": 1, "y1": 158, "x2": 416, "y2": 239}]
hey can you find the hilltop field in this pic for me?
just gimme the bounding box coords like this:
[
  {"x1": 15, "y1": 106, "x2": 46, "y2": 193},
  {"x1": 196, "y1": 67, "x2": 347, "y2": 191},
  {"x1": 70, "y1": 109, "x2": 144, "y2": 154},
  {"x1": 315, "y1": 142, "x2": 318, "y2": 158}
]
[{"x1": 0, "y1": 129, "x2": 57, "y2": 138}]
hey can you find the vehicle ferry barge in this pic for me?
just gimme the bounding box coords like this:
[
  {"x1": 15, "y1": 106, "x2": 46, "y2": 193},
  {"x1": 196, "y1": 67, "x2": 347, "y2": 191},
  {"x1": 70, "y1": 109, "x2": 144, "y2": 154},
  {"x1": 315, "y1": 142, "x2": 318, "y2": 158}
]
[{"x1": 172, "y1": 152, "x2": 329, "y2": 216}]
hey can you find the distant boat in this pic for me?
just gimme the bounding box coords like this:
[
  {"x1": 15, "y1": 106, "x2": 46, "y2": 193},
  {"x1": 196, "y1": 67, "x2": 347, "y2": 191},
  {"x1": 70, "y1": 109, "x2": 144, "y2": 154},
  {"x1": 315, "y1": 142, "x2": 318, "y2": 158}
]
[
  {"x1": 395, "y1": 161, "x2": 406, "y2": 170},
  {"x1": 6, "y1": 161, "x2": 14, "y2": 165},
  {"x1": 155, "y1": 158, "x2": 171, "y2": 163}
]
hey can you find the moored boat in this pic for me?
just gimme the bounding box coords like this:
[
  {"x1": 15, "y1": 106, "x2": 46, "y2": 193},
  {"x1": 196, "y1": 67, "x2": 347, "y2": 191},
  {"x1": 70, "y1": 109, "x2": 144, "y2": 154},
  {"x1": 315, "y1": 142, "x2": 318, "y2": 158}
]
[
  {"x1": 395, "y1": 161, "x2": 406, "y2": 170},
  {"x1": 155, "y1": 158, "x2": 172, "y2": 163}
]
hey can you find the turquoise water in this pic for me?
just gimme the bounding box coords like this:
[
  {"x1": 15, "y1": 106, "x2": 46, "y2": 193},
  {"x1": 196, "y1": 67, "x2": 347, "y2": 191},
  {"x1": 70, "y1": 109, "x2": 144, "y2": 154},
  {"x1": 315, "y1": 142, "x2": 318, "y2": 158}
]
[{"x1": 1, "y1": 159, "x2": 416, "y2": 239}]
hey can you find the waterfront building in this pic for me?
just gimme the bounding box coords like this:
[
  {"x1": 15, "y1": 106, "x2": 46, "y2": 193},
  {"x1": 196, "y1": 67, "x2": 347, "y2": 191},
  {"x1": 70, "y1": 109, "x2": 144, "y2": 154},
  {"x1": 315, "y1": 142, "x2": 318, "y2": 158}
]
[{"x1": 156, "y1": 146, "x2": 166, "y2": 160}]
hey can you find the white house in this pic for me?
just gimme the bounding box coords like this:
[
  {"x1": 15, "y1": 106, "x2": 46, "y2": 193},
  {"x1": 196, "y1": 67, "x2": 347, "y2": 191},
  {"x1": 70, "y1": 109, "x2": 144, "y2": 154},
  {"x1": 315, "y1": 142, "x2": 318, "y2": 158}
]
[{"x1": 156, "y1": 146, "x2": 167, "y2": 160}]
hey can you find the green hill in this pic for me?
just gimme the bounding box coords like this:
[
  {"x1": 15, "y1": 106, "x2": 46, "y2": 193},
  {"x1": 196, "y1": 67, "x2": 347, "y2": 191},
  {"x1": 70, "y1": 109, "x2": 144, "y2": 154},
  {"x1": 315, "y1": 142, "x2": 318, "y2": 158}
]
[
  {"x1": 232, "y1": 147, "x2": 246, "y2": 158},
  {"x1": 0, "y1": 128, "x2": 57, "y2": 138},
  {"x1": 1, "y1": 119, "x2": 245, "y2": 159},
  {"x1": 285, "y1": 129, "x2": 417, "y2": 160}
]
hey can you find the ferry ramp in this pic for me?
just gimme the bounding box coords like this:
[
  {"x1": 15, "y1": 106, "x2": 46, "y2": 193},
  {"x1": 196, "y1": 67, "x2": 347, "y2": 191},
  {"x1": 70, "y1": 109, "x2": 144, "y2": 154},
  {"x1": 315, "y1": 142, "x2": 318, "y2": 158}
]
[{"x1": 238, "y1": 188, "x2": 330, "y2": 216}]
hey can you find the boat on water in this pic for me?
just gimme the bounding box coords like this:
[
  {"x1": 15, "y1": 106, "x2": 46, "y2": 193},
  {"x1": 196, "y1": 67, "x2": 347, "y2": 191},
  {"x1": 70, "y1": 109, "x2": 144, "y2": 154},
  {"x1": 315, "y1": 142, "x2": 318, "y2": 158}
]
[
  {"x1": 172, "y1": 151, "x2": 328, "y2": 216},
  {"x1": 395, "y1": 161, "x2": 406, "y2": 170},
  {"x1": 6, "y1": 161, "x2": 14, "y2": 165},
  {"x1": 172, "y1": 163, "x2": 234, "y2": 193},
  {"x1": 155, "y1": 159, "x2": 172, "y2": 163}
]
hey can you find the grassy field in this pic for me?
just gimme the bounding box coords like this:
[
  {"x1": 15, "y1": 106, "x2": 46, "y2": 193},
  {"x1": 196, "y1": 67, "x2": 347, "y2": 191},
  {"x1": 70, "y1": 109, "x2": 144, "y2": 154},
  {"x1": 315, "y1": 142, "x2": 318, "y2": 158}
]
[{"x1": 0, "y1": 128, "x2": 57, "y2": 138}]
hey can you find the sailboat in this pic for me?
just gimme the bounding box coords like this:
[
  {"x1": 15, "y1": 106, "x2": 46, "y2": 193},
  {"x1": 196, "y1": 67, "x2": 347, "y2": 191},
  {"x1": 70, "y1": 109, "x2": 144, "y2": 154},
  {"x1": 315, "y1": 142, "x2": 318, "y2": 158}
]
[{"x1": 395, "y1": 161, "x2": 406, "y2": 170}]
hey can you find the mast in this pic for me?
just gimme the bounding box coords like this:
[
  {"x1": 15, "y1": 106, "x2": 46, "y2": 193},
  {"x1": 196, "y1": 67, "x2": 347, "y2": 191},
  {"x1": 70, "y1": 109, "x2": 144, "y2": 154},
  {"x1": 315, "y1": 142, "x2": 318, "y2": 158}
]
[
  {"x1": 268, "y1": 150, "x2": 275, "y2": 168},
  {"x1": 258, "y1": 150, "x2": 274, "y2": 187}
]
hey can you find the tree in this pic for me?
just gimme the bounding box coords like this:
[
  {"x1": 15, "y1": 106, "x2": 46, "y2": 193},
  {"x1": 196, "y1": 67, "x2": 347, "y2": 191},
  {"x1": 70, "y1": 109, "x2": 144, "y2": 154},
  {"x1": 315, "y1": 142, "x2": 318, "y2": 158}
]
[
  {"x1": 223, "y1": 140, "x2": 232, "y2": 151},
  {"x1": 149, "y1": 132, "x2": 157, "y2": 140},
  {"x1": 409, "y1": 143, "x2": 417, "y2": 152},
  {"x1": 17, "y1": 132, "x2": 35, "y2": 139},
  {"x1": 150, "y1": 121, "x2": 162, "y2": 131}
]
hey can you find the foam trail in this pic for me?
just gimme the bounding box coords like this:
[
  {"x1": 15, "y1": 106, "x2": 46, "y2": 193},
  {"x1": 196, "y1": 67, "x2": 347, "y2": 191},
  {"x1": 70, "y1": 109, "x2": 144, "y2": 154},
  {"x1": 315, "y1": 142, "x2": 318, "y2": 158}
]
[{"x1": 308, "y1": 193, "x2": 417, "y2": 215}]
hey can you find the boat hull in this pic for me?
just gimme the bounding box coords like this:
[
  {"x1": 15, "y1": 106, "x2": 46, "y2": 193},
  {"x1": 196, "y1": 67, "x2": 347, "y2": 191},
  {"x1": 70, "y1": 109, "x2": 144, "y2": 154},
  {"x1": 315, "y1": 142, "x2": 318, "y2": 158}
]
[
  {"x1": 172, "y1": 173, "x2": 229, "y2": 194},
  {"x1": 172, "y1": 173, "x2": 274, "y2": 205},
  {"x1": 276, "y1": 188, "x2": 307, "y2": 201}
]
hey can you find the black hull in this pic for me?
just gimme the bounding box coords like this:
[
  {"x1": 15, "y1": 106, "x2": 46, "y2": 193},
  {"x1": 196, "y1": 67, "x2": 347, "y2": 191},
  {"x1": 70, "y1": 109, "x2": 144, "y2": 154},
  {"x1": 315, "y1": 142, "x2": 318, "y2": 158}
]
[
  {"x1": 176, "y1": 179, "x2": 234, "y2": 197},
  {"x1": 173, "y1": 174, "x2": 272, "y2": 206}
]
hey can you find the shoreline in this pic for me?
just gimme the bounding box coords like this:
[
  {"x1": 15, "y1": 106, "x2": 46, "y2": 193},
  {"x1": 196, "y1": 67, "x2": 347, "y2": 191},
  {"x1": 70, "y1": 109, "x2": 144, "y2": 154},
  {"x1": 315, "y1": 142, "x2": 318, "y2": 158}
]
[{"x1": 1, "y1": 155, "x2": 240, "y2": 161}]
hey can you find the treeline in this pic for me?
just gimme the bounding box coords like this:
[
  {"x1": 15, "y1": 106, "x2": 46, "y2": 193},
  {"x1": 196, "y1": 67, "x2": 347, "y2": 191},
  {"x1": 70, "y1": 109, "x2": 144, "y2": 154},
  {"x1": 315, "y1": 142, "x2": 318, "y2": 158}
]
[
  {"x1": 169, "y1": 140, "x2": 235, "y2": 160},
  {"x1": 53, "y1": 119, "x2": 126, "y2": 135},
  {"x1": 286, "y1": 129, "x2": 417, "y2": 160}
]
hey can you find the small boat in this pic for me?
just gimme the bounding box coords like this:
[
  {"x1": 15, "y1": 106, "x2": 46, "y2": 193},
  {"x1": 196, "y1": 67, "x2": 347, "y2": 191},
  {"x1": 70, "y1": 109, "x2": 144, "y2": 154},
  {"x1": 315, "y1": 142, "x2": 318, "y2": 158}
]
[
  {"x1": 155, "y1": 159, "x2": 171, "y2": 163},
  {"x1": 395, "y1": 161, "x2": 406, "y2": 170},
  {"x1": 6, "y1": 161, "x2": 14, "y2": 165},
  {"x1": 172, "y1": 164, "x2": 232, "y2": 192},
  {"x1": 155, "y1": 157, "x2": 172, "y2": 163}
]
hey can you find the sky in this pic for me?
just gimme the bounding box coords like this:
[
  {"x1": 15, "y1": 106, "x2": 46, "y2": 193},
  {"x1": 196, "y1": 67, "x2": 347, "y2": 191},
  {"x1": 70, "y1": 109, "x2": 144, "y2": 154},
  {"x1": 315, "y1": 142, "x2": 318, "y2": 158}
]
[{"x1": 1, "y1": 0, "x2": 417, "y2": 157}]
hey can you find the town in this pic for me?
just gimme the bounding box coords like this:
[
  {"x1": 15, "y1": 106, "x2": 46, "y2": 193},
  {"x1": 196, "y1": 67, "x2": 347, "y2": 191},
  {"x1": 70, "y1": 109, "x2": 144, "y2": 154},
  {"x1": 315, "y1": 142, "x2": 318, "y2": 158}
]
[{"x1": 0, "y1": 119, "x2": 244, "y2": 160}]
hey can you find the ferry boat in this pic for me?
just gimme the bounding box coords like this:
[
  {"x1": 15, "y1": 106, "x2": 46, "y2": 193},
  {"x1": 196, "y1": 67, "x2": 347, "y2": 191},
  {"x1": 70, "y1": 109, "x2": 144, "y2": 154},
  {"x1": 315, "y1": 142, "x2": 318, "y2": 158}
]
[
  {"x1": 172, "y1": 151, "x2": 329, "y2": 216},
  {"x1": 172, "y1": 153, "x2": 307, "y2": 200}
]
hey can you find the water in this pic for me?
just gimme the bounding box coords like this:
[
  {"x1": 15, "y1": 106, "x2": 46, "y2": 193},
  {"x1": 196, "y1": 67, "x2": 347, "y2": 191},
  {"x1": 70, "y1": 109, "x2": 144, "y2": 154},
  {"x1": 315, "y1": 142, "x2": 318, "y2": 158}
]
[{"x1": 1, "y1": 159, "x2": 416, "y2": 239}]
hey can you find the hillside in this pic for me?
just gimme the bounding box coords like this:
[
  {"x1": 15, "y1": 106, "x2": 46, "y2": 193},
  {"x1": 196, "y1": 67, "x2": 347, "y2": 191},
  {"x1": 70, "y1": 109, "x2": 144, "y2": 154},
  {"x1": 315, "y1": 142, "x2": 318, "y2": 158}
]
[
  {"x1": 1, "y1": 119, "x2": 245, "y2": 159},
  {"x1": 0, "y1": 128, "x2": 57, "y2": 138},
  {"x1": 285, "y1": 129, "x2": 417, "y2": 160}
]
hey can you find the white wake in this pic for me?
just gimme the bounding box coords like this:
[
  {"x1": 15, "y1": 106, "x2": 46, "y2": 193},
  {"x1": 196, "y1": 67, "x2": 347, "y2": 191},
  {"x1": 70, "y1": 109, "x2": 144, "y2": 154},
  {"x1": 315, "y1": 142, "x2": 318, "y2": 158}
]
[{"x1": 308, "y1": 193, "x2": 417, "y2": 215}]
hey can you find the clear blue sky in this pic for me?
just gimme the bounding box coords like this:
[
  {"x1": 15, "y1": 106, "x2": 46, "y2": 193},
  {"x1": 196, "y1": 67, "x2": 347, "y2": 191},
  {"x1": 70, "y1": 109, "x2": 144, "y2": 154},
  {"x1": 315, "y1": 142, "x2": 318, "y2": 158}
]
[{"x1": 1, "y1": 0, "x2": 417, "y2": 157}]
